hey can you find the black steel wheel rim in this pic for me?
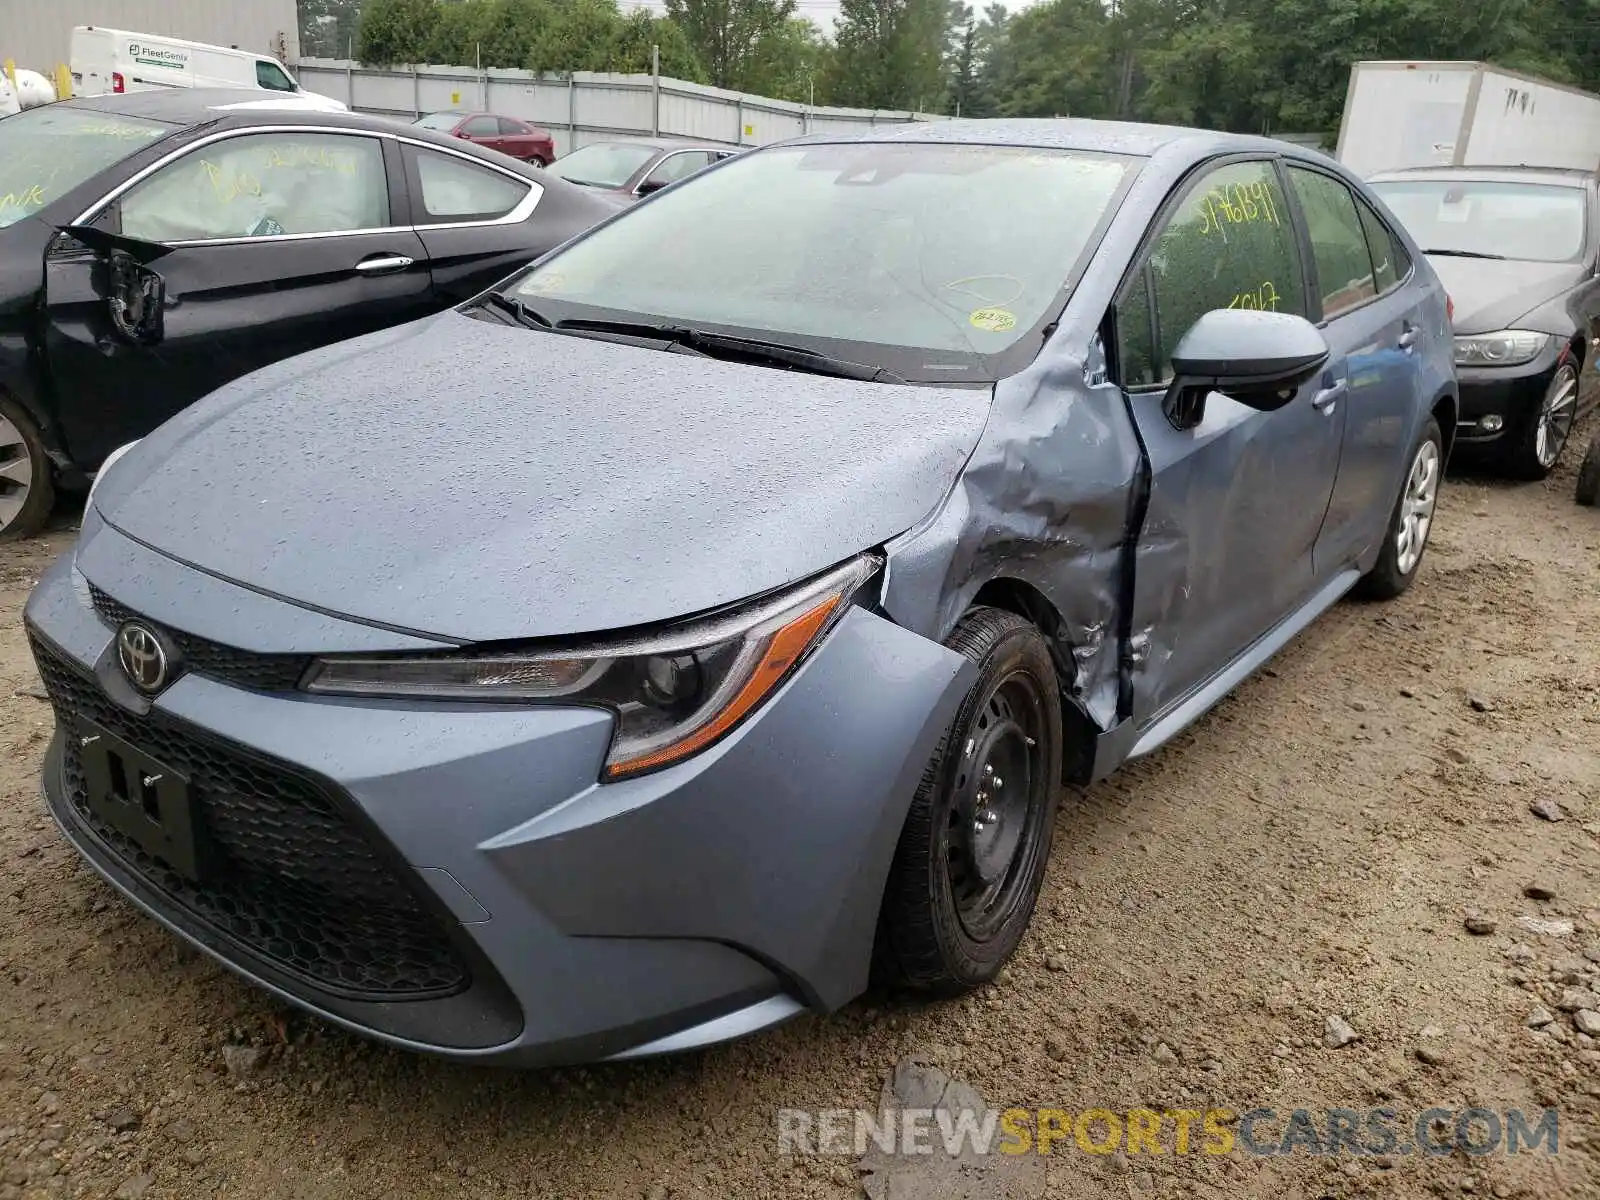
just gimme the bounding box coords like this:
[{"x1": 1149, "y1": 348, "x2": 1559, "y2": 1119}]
[{"x1": 944, "y1": 669, "x2": 1049, "y2": 943}]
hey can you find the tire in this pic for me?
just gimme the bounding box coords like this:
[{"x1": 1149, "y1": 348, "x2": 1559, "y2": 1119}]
[
  {"x1": 878, "y1": 607, "x2": 1062, "y2": 995},
  {"x1": 1501, "y1": 357, "x2": 1580, "y2": 480},
  {"x1": 1577, "y1": 434, "x2": 1600, "y2": 507},
  {"x1": 1355, "y1": 416, "x2": 1443, "y2": 600},
  {"x1": 0, "y1": 397, "x2": 53, "y2": 541},
  {"x1": 528, "y1": 156, "x2": 548, "y2": 168}
]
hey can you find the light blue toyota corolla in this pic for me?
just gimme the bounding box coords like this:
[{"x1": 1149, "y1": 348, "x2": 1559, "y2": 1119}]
[{"x1": 26, "y1": 120, "x2": 1456, "y2": 1066}]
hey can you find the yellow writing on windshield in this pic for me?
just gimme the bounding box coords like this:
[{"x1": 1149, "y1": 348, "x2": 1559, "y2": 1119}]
[
  {"x1": 1226, "y1": 280, "x2": 1281, "y2": 311},
  {"x1": 0, "y1": 184, "x2": 47, "y2": 218},
  {"x1": 1197, "y1": 180, "x2": 1281, "y2": 241},
  {"x1": 201, "y1": 158, "x2": 262, "y2": 204}
]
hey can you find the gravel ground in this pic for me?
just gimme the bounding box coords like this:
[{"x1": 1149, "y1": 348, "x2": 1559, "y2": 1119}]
[{"x1": 2, "y1": 426, "x2": 1598, "y2": 1200}]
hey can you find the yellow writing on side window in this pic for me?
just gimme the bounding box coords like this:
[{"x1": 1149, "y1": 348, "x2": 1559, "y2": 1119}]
[
  {"x1": 263, "y1": 143, "x2": 359, "y2": 176},
  {"x1": 1197, "y1": 180, "x2": 1281, "y2": 241},
  {"x1": 1227, "y1": 280, "x2": 1281, "y2": 312},
  {"x1": 0, "y1": 184, "x2": 47, "y2": 218},
  {"x1": 201, "y1": 159, "x2": 263, "y2": 204}
]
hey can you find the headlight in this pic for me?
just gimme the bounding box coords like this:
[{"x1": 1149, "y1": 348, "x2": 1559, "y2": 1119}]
[
  {"x1": 1453, "y1": 330, "x2": 1550, "y2": 367},
  {"x1": 303, "y1": 553, "x2": 881, "y2": 779},
  {"x1": 87, "y1": 440, "x2": 141, "y2": 510}
]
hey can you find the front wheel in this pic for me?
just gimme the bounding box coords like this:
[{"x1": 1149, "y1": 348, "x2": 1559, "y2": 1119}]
[
  {"x1": 0, "y1": 397, "x2": 54, "y2": 541},
  {"x1": 878, "y1": 607, "x2": 1062, "y2": 995},
  {"x1": 1501, "y1": 358, "x2": 1579, "y2": 480},
  {"x1": 1355, "y1": 416, "x2": 1443, "y2": 600}
]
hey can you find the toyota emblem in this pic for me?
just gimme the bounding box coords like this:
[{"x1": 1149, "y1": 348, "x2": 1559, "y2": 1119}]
[{"x1": 117, "y1": 622, "x2": 171, "y2": 694}]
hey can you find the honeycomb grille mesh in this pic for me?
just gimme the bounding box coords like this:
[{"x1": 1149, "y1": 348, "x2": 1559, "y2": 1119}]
[
  {"x1": 89, "y1": 585, "x2": 311, "y2": 693},
  {"x1": 32, "y1": 634, "x2": 468, "y2": 1000}
]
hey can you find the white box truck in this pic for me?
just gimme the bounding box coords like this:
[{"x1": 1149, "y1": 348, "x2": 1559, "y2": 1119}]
[
  {"x1": 69, "y1": 27, "x2": 346, "y2": 111},
  {"x1": 1335, "y1": 60, "x2": 1600, "y2": 177}
]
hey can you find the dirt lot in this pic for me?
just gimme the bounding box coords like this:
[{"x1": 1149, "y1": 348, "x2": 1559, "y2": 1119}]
[{"x1": 2, "y1": 429, "x2": 1599, "y2": 1200}]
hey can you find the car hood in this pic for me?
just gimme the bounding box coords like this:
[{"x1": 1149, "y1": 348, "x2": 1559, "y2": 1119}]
[
  {"x1": 95, "y1": 311, "x2": 993, "y2": 643},
  {"x1": 1427, "y1": 256, "x2": 1586, "y2": 334}
]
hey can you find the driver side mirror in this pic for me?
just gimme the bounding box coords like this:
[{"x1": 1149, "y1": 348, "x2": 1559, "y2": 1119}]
[
  {"x1": 1165, "y1": 309, "x2": 1330, "y2": 426},
  {"x1": 636, "y1": 178, "x2": 669, "y2": 196},
  {"x1": 106, "y1": 250, "x2": 166, "y2": 346}
]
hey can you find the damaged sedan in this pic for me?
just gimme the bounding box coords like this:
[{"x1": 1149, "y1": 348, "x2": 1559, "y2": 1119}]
[
  {"x1": 0, "y1": 89, "x2": 624, "y2": 538},
  {"x1": 27, "y1": 120, "x2": 1457, "y2": 1066}
]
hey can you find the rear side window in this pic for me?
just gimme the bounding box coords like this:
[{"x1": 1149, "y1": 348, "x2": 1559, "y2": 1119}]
[
  {"x1": 1354, "y1": 195, "x2": 1410, "y2": 295},
  {"x1": 412, "y1": 148, "x2": 533, "y2": 221},
  {"x1": 120, "y1": 132, "x2": 389, "y2": 241},
  {"x1": 1287, "y1": 166, "x2": 1378, "y2": 320},
  {"x1": 1115, "y1": 159, "x2": 1307, "y2": 387}
]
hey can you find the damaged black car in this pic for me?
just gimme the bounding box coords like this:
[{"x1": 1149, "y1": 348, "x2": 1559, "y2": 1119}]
[{"x1": 0, "y1": 88, "x2": 624, "y2": 538}]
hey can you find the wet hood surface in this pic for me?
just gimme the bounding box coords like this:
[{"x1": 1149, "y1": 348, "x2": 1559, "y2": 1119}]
[
  {"x1": 96, "y1": 311, "x2": 992, "y2": 643},
  {"x1": 1428, "y1": 256, "x2": 1585, "y2": 334}
]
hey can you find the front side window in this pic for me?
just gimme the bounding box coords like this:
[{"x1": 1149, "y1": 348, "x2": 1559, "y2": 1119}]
[
  {"x1": 1117, "y1": 159, "x2": 1307, "y2": 387},
  {"x1": 120, "y1": 132, "x2": 389, "y2": 241},
  {"x1": 1367, "y1": 178, "x2": 1587, "y2": 264},
  {"x1": 413, "y1": 148, "x2": 532, "y2": 220},
  {"x1": 641, "y1": 151, "x2": 714, "y2": 190},
  {"x1": 255, "y1": 61, "x2": 296, "y2": 92},
  {"x1": 543, "y1": 142, "x2": 661, "y2": 189},
  {"x1": 0, "y1": 106, "x2": 170, "y2": 230},
  {"x1": 462, "y1": 116, "x2": 499, "y2": 137},
  {"x1": 412, "y1": 112, "x2": 462, "y2": 132},
  {"x1": 511, "y1": 141, "x2": 1138, "y2": 382},
  {"x1": 497, "y1": 117, "x2": 529, "y2": 136},
  {"x1": 1288, "y1": 166, "x2": 1378, "y2": 320}
]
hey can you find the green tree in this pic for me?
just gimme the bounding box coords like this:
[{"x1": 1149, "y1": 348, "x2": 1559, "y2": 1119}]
[
  {"x1": 665, "y1": 0, "x2": 797, "y2": 90},
  {"x1": 356, "y1": 0, "x2": 442, "y2": 65},
  {"x1": 827, "y1": 0, "x2": 948, "y2": 110}
]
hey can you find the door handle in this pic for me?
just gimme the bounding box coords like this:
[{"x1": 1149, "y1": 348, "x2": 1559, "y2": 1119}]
[
  {"x1": 1397, "y1": 326, "x2": 1419, "y2": 351},
  {"x1": 1311, "y1": 380, "x2": 1347, "y2": 413},
  {"x1": 354, "y1": 254, "x2": 415, "y2": 276}
]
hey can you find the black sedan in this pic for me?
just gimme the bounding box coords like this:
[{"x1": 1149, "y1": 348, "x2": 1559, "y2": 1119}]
[
  {"x1": 542, "y1": 137, "x2": 741, "y2": 199},
  {"x1": 0, "y1": 89, "x2": 625, "y2": 538}
]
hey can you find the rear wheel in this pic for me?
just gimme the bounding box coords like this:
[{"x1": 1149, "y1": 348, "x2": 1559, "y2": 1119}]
[
  {"x1": 879, "y1": 607, "x2": 1061, "y2": 995},
  {"x1": 1502, "y1": 358, "x2": 1579, "y2": 480},
  {"x1": 0, "y1": 398, "x2": 53, "y2": 541},
  {"x1": 1356, "y1": 416, "x2": 1442, "y2": 600},
  {"x1": 1577, "y1": 433, "x2": 1600, "y2": 507}
]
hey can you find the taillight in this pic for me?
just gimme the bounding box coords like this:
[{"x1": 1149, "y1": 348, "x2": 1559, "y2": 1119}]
[
  {"x1": 1447, "y1": 294, "x2": 1454, "y2": 323},
  {"x1": 111, "y1": 72, "x2": 125, "y2": 93}
]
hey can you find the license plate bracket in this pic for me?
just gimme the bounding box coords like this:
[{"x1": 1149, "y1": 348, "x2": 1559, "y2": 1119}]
[{"x1": 77, "y1": 719, "x2": 208, "y2": 882}]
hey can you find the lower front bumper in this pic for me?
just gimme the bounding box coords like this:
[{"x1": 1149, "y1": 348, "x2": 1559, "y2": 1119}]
[
  {"x1": 25, "y1": 542, "x2": 973, "y2": 1066},
  {"x1": 1453, "y1": 345, "x2": 1564, "y2": 446}
]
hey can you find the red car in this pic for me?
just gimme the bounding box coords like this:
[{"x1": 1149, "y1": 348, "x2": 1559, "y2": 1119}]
[{"x1": 412, "y1": 111, "x2": 557, "y2": 166}]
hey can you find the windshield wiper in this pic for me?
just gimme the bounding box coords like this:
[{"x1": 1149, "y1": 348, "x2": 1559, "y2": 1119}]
[
  {"x1": 552, "y1": 318, "x2": 906, "y2": 383},
  {"x1": 1420, "y1": 248, "x2": 1508, "y2": 260},
  {"x1": 469, "y1": 292, "x2": 553, "y2": 329}
]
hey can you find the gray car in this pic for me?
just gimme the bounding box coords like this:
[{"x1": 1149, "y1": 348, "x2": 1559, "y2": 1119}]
[{"x1": 26, "y1": 119, "x2": 1457, "y2": 1066}]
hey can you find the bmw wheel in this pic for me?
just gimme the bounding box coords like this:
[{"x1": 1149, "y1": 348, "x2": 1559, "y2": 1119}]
[
  {"x1": 1356, "y1": 416, "x2": 1443, "y2": 600},
  {"x1": 0, "y1": 398, "x2": 53, "y2": 541},
  {"x1": 1503, "y1": 358, "x2": 1580, "y2": 480},
  {"x1": 878, "y1": 606, "x2": 1061, "y2": 995}
]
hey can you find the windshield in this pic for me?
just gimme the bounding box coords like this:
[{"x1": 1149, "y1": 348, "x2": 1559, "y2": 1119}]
[
  {"x1": 510, "y1": 141, "x2": 1136, "y2": 380},
  {"x1": 0, "y1": 106, "x2": 170, "y2": 230},
  {"x1": 543, "y1": 142, "x2": 659, "y2": 188},
  {"x1": 413, "y1": 112, "x2": 462, "y2": 131},
  {"x1": 1369, "y1": 179, "x2": 1587, "y2": 263}
]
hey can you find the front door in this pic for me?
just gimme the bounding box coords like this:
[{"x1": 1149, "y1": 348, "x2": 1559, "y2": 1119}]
[
  {"x1": 41, "y1": 129, "x2": 433, "y2": 467},
  {"x1": 1115, "y1": 156, "x2": 1346, "y2": 721},
  {"x1": 1284, "y1": 163, "x2": 1426, "y2": 573}
]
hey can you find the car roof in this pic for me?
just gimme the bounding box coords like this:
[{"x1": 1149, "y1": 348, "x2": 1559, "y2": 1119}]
[
  {"x1": 785, "y1": 116, "x2": 1287, "y2": 159},
  {"x1": 59, "y1": 88, "x2": 471, "y2": 140},
  {"x1": 1367, "y1": 164, "x2": 1595, "y2": 187},
  {"x1": 574, "y1": 136, "x2": 734, "y2": 153}
]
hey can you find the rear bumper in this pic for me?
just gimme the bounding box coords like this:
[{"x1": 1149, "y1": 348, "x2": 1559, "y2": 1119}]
[{"x1": 25, "y1": 530, "x2": 971, "y2": 1066}]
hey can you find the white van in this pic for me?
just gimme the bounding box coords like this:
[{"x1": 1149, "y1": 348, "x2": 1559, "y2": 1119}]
[{"x1": 69, "y1": 27, "x2": 347, "y2": 110}]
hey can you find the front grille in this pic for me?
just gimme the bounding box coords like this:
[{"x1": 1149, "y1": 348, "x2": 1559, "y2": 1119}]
[
  {"x1": 32, "y1": 634, "x2": 469, "y2": 1001},
  {"x1": 89, "y1": 585, "x2": 311, "y2": 693}
]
